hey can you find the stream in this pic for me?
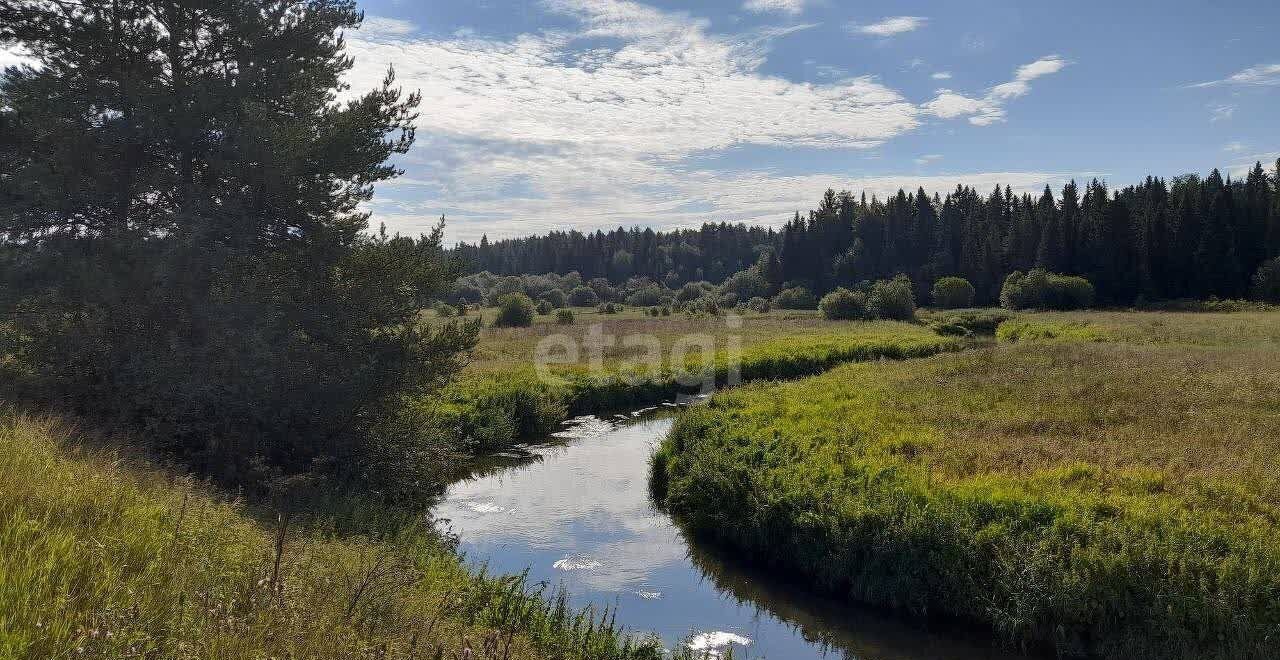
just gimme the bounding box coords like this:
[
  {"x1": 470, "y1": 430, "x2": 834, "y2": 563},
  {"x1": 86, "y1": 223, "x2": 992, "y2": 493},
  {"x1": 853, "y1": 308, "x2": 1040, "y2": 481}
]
[{"x1": 433, "y1": 408, "x2": 1028, "y2": 659}]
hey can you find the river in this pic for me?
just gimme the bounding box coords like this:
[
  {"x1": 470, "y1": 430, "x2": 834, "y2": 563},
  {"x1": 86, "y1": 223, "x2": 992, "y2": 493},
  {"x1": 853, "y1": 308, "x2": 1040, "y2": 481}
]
[{"x1": 433, "y1": 408, "x2": 1029, "y2": 659}]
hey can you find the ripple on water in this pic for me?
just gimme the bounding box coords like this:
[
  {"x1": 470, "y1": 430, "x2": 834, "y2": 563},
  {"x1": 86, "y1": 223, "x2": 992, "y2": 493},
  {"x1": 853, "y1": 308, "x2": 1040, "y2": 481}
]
[
  {"x1": 687, "y1": 631, "x2": 751, "y2": 658},
  {"x1": 552, "y1": 555, "x2": 603, "y2": 571}
]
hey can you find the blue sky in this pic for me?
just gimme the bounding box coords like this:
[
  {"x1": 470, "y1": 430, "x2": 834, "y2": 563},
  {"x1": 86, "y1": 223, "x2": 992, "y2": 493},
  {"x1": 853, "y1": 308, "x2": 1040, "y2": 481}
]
[{"x1": 157, "y1": 2, "x2": 1280, "y2": 241}]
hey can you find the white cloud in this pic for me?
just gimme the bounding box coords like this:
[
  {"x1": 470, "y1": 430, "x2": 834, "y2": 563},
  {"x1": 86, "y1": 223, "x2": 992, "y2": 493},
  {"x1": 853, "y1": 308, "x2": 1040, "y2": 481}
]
[
  {"x1": 931, "y1": 71, "x2": 952, "y2": 80},
  {"x1": 1223, "y1": 141, "x2": 1246, "y2": 153},
  {"x1": 341, "y1": 0, "x2": 1066, "y2": 242},
  {"x1": 346, "y1": 0, "x2": 918, "y2": 158},
  {"x1": 742, "y1": 0, "x2": 805, "y2": 15},
  {"x1": 849, "y1": 16, "x2": 927, "y2": 37},
  {"x1": 990, "y1": 55, "x2": 1069, "y2": 100},
  {"x1": 1187, "y1": 63, "x2": 1280, "y2": 88},
  {"x1": 1210, "y1": 104, "x2": 1235, "y2": 123},
  {"x1": 358, "y1": 15, "x2": 418, "y2": 37},
  {"x1": 915, "y1": 154, "x2": 943, "y2": 165},
  {"x1": 923, "y1": 55, "x2": 1068, "y2": 126}
]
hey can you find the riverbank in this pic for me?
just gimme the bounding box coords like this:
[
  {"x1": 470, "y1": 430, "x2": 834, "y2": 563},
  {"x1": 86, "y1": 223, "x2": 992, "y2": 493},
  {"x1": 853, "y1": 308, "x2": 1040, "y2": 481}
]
[
  {"x1": 420, "y1": 312, "x2": 964, "y2": 453},
  {"x1": 652, "y1": 310, "x2": 1280, "y2": 659},
  {"x1": 0, "y1": 411, "x2": 669, "y2": 659}
]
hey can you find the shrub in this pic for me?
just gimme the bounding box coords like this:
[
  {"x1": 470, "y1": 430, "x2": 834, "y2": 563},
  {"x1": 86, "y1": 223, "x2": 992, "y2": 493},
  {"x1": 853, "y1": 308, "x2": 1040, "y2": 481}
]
[
  {"x1": 597, "y1": 303, "x2": 619, "y2": 314},
  {"x1": 535, "y1": 300, "x2": 553, "y2": 315},
  {"x1": 556, "y1": 309, "x2": 575, "y2": 325},
  {"x1": 435, "y1": 302, "x2": 459, "y2": 318},
  {"x1": 773, "y1": 286, "x2": 817, "y2": 310},
  {"x1": 660, "y1": 306, "x2": 672, "y2": 316},
  {"x1": 867, "y1": 276, "x2": 916, "y2": 320},
  {"x1": 1001, "y1": 269, "x2": 1095, "y2": 310},
  {"x1": 493, "y1": 293, "x2": 536, "y2": 327},
  {"x1": 746, "y1": 297, "x2": 771, "y2": 313},
  {"x1": 1253, "y1": 257, "x2": 1280, "y2": 303},
  {"x1": 929, "y1": 310, "x2": 1013, "y2": 335},
  {"x1": 931, "y1": 277, "x2": 976, "y2": 309},
  {"x1": 819, "y1": 288, "x2": 867, "y2": 320},
  {"x1": 567, "y1": 286, "x2": 599, "y2": 307},
  {"x1": 540, "y1": 288, "x2": 567, "y2": 309},
  {"x1": 720, "y1": 268, "x2": 769, "y2": 301},
  {"x1": 625, "y1": 285, "x2": 667, "y2": 307},
  {"x1": 676, "y1": 281, "x2": 712, "y2": 303}
]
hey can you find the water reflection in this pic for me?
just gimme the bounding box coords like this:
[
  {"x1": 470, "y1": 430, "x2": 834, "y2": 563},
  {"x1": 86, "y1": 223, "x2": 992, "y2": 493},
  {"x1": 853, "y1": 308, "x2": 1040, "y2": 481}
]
[{"x1": 433, "y1": 412, "x2": 1030, "y2": 660}]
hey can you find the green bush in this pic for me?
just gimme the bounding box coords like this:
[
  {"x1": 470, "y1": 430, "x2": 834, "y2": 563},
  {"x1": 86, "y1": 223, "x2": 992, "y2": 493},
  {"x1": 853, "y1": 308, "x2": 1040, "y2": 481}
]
[
  {"x1": 535, "y1": 300, "x2": 553, "y2": 315},
  {"x1": 676, "y1": 281, "x2": 712, "y2": 303},
  {"x1": 660, "y1": 306, "x2": 672, "y2": 316},
  {"x1": 493, "y1": 293, "x2": 536, "y2": 327},
  {"x1": 625, "y1": 285, "x2": 668, "y2": 307},
  {"x1": 567, "y1": 286, "x2": 599, "y2": 307},
  {"x1": 597, "y1": 302, "x2": 620, "y2": 314},
  {"x1": 819, "y1": 287, "x2": 867, "y2": 320},
  {"x1": 746, "y1": 296, "x2": 771, "y2": 313},
  {"x1": 929, "y1": 310, "x2": 1013, "y2": 335},
  {"x1": 1000, "y1": 269, "x2": 1095, "y2": 310},
  {"x1": 931, "y1": 277, "x2": 976, "y2": 309},
  {"x1": 867, "y1": 275, "x2": 916, "y2": 320},
  {"x1": 1253, "y1": 257, "x2": 1280, "y2": 303},
  {"x1": 773, "y1": 286, "x2": 817, "y2": 310},
  {"x1": 540, "y1": 288, "x2": 567, "y2": 308},
  {"x1": 556, "y1": 309, "x2": 575, "y2": 325},
  {"x1": 435, "y1": 302, "x2": 459, "y2": 318}
]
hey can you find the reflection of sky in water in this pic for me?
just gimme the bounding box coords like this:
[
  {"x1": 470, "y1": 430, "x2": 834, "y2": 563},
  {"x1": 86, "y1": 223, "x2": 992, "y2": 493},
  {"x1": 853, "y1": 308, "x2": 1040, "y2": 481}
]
[{"x1": 435, "y1": 414, "x2": 1031, "y2": 660}]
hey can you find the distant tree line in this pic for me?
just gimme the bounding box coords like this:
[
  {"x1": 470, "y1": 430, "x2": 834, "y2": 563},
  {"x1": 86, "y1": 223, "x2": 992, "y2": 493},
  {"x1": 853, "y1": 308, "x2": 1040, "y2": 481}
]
[{"x1": 454, "y1": 164, "x2": 1280, "y2": 306}]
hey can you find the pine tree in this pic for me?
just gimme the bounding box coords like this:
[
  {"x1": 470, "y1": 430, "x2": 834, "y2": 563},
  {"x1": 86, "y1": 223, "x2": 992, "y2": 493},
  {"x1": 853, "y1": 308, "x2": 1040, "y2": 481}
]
[{"x1": 0, "y1": 0, "x2": 474, "y2": 480}]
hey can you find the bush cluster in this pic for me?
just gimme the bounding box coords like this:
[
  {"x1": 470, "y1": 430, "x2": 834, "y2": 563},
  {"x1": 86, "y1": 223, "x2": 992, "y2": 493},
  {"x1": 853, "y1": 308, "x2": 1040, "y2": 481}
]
[
  {"x1": 772, "y1": 286, "x2": 817, "y2": 310},
  {"x1": 1000, "y1": 269, "x2": 1095, "y2": 310},
  {"x1": 930, "y1": 276, "x2": 976, "y2": 309},
  {"x1": 867, "y1": 275, "x2": 917, "y2": 320},
  {"x1": 493, "y1": 293, "x2": 536, "y2": 327},
  {"x1": 818, "y1": 288, "x2": 867, "y2": 320}
]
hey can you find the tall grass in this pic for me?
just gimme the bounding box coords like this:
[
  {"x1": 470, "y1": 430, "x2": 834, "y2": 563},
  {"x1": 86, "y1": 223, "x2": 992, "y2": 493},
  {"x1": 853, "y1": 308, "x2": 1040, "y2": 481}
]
[
  {"x1": 0, "y1": 412, "x2": 667, "y2": 659},
  {"x1": 653, "y1": 311, "x2": 1280, "y2": 660}
]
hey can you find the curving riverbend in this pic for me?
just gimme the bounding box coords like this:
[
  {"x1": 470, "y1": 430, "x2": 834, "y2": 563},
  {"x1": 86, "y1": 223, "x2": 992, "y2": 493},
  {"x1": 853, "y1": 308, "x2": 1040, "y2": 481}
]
[{"x1": 433, "y1": 409, "x2": 1030, "y2": 659}]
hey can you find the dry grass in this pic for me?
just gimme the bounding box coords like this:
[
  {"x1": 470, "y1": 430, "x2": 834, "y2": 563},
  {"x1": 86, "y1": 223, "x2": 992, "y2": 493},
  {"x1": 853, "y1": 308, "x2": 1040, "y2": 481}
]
[{"x1": 0, "y1": 412, "x2": 665, "y2": 659}]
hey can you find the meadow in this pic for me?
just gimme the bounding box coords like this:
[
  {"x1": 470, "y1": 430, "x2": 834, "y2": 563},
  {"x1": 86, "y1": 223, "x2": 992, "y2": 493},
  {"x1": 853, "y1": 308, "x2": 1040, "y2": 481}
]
[
  {"x1": 0, "y1": 410, "x2": 716, "y2": 660},
  {"x1": 652, "y1": 309, "x2": 1280, "y2": 659},
  {"x1": 419, "y1": 308, "x2": 963, "y2": 454}
]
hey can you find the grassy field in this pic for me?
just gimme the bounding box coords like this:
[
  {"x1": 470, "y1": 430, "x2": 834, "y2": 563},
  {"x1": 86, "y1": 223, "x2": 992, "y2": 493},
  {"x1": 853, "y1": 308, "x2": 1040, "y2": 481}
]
[
  {"x1": 419, "y1": 308, "x2": 963, "y2": 453},
  {"x1": 652, "y1": 309, "x2": 1280, "y2": 659},
  {"x1": 0, "y1": 412, "x2": 680, "y2": 660}
]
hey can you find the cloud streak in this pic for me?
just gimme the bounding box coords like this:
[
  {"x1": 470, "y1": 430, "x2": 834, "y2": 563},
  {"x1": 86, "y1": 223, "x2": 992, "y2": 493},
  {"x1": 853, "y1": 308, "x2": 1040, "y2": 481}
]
[
  {"x1": 1187, "y1": 63, "x2": 1280, "y2": 88},
  {"x1": 741, "y1": 0, "x2": 806, "y2": 15},
  {"x1": 849, "y1": 16, "x2": 927, "y2": 37},
  {"x1": 923, "y1": 55, "x2": 1068, "y2": 125}
]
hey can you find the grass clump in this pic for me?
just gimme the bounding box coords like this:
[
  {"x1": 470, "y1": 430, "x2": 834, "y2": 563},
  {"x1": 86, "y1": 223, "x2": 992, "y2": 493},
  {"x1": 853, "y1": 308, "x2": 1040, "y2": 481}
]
[
  {"x1": 996, "y1": 319, "x2": 1114, "y2": 343},
  {"x1": 653, "y1": 310, "x2": 1280, "y2": 660},
  {"x1": 0, "y1": 411, "x2": 665, "y2": 660}
]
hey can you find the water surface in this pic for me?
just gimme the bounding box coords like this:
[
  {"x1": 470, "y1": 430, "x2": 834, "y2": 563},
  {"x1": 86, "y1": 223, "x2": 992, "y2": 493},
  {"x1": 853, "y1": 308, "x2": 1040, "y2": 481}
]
[{"x1": 434, "y1": 410, "x2": 1028, "y2": 659}]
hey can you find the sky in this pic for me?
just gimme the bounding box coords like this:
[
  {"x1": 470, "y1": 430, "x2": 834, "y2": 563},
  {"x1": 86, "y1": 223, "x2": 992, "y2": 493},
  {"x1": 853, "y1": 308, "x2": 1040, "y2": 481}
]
[{"x1": 5, "y1": 0, "x2": 1278, "y2": 244}]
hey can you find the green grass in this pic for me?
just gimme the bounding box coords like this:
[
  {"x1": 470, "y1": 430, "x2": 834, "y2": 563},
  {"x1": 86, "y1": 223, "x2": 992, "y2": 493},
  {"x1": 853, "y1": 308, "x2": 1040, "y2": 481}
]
[
  {"x1": 423, "y1": 313, "x2": 963, "y2": 452},
  {"x1": 652, "y1": 310, "x2": 1280, "y2": 660},
  {"x1": 0, "y1": 412, "x2": 670, "y2": 660}
]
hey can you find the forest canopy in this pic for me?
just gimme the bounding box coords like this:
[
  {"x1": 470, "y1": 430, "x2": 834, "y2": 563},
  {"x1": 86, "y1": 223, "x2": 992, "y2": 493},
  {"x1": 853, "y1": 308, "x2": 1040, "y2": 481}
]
[{"x1": 454, "y1": 164, "x2": 1280, "y2": 307}]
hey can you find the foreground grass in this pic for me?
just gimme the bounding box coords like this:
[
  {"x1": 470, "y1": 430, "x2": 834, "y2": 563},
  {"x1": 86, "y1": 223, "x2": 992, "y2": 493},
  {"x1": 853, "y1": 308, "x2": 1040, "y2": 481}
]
[
  {"x1": 653, "y1": 310, "x2": 1280, "y2": 659},
  {"x1": 0, "y1": 413, "x2": 672, "y2": 660},
  {"x1": 423, "y1": 314, "x2": 963, "y2": 452}
]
